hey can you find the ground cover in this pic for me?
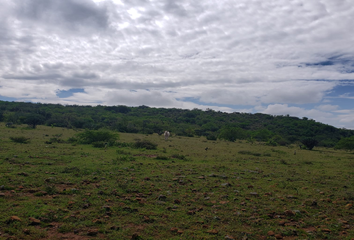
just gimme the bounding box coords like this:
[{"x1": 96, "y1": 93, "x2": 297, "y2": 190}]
[{"x1": 0, "y1": 123, "x2": 353, "y2": 239}]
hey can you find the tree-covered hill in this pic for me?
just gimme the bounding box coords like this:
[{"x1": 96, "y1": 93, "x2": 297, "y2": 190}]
[{"x1": 0, "y1": 100, "x2": 353, "y2": 147}]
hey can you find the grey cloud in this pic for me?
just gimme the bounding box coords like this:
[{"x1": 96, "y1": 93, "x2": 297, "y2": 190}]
[
  {"x1": 163, "y1": 1, "x2": 187, "y2": 17},
  {"x1": 72, "y1": 72, "x2": 100, "y2": 79},
  {"x1": 3, "y1": 73, "x2": 63, "y2": 81},
  {"x1": 16, "y1": 0, "x2": 109, "y2": 34}
]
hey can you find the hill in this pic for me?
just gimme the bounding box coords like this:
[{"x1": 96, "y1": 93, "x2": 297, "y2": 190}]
[{"x1": 0, "y1": 100, "x2": 353, "y2": 147}]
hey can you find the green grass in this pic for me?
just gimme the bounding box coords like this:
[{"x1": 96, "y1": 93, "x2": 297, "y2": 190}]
[{"x1": 0, "y1": 123, "x2": 353, "y2": 239}]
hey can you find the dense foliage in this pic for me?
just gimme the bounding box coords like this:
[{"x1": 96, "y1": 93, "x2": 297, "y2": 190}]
[
  {"x1": 335, "y1": 136, "x2": 354, "y2": 151},
  {"x1": 1, "y1": 100, "x2": 353, "y2": 147}
]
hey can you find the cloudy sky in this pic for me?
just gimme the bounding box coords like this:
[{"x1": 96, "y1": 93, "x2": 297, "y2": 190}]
[{"x1": 1, "y1": 0, "x2": 354, "y2": 129}]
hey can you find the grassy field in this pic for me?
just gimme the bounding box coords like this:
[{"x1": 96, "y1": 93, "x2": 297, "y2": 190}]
[{"x1": 0, "y1": 123, "x2": 353, "y2": 239}]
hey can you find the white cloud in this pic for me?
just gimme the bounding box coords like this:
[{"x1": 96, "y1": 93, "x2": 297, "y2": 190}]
[{"x1": 1, "y1": 0, "x2": 354, "y2": 128}]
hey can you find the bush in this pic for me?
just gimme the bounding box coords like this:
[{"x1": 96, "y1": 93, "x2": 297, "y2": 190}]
[
  {"x1": 335, "y1": 136, "x2": 354, "y2": 151},
  {"x1": 171, "y1": 154, "x2": 187, "y2": 160},
  {"x1": 206, "y1": 135, "x2": 217, "y2": 141},
  {"x1": 76, "y1": 129, "x2": 119, "y2": 144},
  {"x1": 301, "y1": 137, "x2": 318, "y2": 150},
  {"x1": 9, "y1": 136, "x2": 30, "y2": 144},
  {"x1": 92, "y1": 141, "x2": 107, "y2": 148},
  {"x1": 133, "y1": 140, "x2": 157, "y2": 150}
]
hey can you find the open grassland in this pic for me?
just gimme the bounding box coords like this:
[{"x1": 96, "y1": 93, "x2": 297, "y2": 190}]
[{"x1": 0, "y1": 123, "x2": 353, "y2": 239}]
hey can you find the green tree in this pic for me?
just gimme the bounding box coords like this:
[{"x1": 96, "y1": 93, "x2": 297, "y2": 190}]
[
  {"x1": 24, "y1": 114, "x2": 45, "y2": 128},
  {"x1": 218, "y1": 127, "x2": 247, "y2": 142},
  {"x1": 76, "y1": 129, "x2": 119, "y2": 144},
  {"x1": 301, "y1": 137, "x2": 318, "y2": 150},
  {"x1": 335, "y1": 136, "x2": 354, "y2": 151}
]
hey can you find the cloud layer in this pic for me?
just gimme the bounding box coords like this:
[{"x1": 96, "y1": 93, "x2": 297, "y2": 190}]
[{"x1": 1, "y1": 0, "x2": 354, "y2": 128}]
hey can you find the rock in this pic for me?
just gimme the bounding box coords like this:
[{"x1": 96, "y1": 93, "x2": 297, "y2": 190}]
[
  {"x1": 278, "y1": 220, "x2": 287, "y2": 226},
  {"x1": 250, "y1": 192, "x2": 259, "y2": 196},
  {"x1": 225, "y1": 235, "x2": 235, "y2": 239},
  {"x1": 284, "y1": 210, "x2": 295, "y2": 216},
  {"x1": 158, "y1": 195, "x2": 167, "y2": 201},
  {"x1": 131, "y1": 233, "x2": 140, "y2": 239},
  {"x1": 207, "y1": 229, "x2": 218, "y2": 234},
  {"x1": 102, "y1": 205, "x2": 111, "y2": 211},
  {"x1": 221, "y1": 183, "x2": 231, "y2": 187},
  {"x1": 275, "y1": 234, "x2": 283, "y2": 239},
  {"x1": 174, "y1": 199, "x2": 181, "y2": 204},
  {"x1": 29, "y1": 217, "x2": 41, "y2": 225},
  {"x1": 267, "y1": 231, "x2": 275, "y2": 236},
  {"x1": 87, "y1": 229, "x2": 98, "y2": 236},
  {"x1": 10, "y1": 216, "x2": 22, "y2": 222},
  {"x1": 0, "y1": 193, "x2": 5, "y2": 197}
]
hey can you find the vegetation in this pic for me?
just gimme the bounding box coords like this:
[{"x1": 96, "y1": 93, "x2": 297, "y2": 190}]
[
  {"x1": 335, "y1": 136, "x2": 354, "y2": 151},
  {"x1": 1, "y1": 101, "x2": 353, "y2": 148},
  {"x1": 0, "y1": 124, "x2": 354, "y2": 239},
  {"x1": 301, "y1": 137, "x2": 319, "y2": 150},
  {"x1": 76, "y1": 129, "x2": 119, "y2": 145},
  {"x1": 9, "y1": 136, "x2": 30, "y2": 144}
]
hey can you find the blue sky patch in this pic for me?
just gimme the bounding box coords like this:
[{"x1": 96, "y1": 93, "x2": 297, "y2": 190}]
[
  {"x1": 57, "y1": 88, "x2": 85, "y2": 98},
  {"x1": 0, "y1": 95, "x2": 17, "y2": 102}
]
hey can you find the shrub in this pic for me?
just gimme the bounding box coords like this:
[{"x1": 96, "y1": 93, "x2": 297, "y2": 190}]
[
  {"x1": 301, "y1": 138, "x2": 318, "y2": 150},
  {"x1": 156, "y1": 155, "x2": 169, "y2": 160},
  {"x1": 92, "y1": 141, "x2": 107, "y2": 148},
  {"x1": 76, "y1": 129, "x2": 119, "y2": 144},
  {"x1": 116, "y1": 142, "x2": 133, "y2": 147},
  {"x1": 133, "y1": 140, "x2": 157, "y2": 150},
  {"x1": 335, "y1": 136, "x2": 354, "y2": 151},
  {"x1": 9, "y1": 136, "x2": 30, "y2": 144},
  {"x1": 171, "y1": 154, "x2": 186, "y2": 160},
  {"x1": 206, "y1": 134, "x2": 217, "y2": 141}
]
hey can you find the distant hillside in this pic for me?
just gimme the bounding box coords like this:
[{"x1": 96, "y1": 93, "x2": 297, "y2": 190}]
[{"x1": 0, "y1": 101, "x2": 353, "y2": 147}]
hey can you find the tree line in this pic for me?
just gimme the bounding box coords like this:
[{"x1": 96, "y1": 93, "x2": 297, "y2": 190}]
[{"x1": 1, "y1": 100, "x2": 354, "y2": 149}]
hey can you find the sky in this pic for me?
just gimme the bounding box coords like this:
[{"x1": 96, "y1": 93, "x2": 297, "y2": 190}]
[{"x1": 1, "y1": 0, "x2": 354, "y2": 129}]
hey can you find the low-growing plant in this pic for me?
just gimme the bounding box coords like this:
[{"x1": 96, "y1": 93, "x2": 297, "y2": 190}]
[
  {"x1": 133, "y1": 139, "x2": 157, "y2": 150},
  {"x1": 116, "y1": 149, "x2": 131, "y2": 155},
  {"x1": 155, "y1": 155, "x2": 169, "y2": 160},
  {"x1": 76, "y1": 129, "x2": 119, "y2": 144},
  {"x1": 9, "y1": 136, "x2": 30, "y2": 144},
  {"x1": 116, "y1": 142, "x2": 133, "y2": 147},
  {"x1": 171, "y1": 154, "x2": 187, "y2": 160}
]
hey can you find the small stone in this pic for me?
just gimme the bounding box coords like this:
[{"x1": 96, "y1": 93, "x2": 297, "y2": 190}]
[
  {"x1": 278, "y1": 220, "x2": 287, "y2": 226},
  {"x1": 87, "y1": 229, "x2": 98, "y2": 236},
  {"x1": 131, "y1": 233, "x2": 140, "y2": 239},
  {"x1": 284, "y1": 210, "x2": 295, "y2": 216},
  {"x1": 221, "y1": 183, "x2": 231, "y2": 187},
  {"x1": 225, "y1": 235, "x2": 235, "y2": 239},
  {"x1": 29, "y1": 217, "x2": 41, "y2": 225},
  {"x1": 10, "y1": 216, "x2": 22, "y2": 222},
  {"x1": 274, "y1": 234, "x2": 283, "y2": 239},
  {"x1": 267, "y1": 231, "x2": 275, "y2": 236},
  {"x1": 207, "y1": 229, "x2": 218, "y2": 234},
  {"x1": 158, "y1": 195, "x2": 167, "y2": 201},
  {"x1": 0, "y1": 193, "x2": 5, "y2": 197},
  {"x1": 250, "y1": 192, "x2": 258, "y2": 196}
]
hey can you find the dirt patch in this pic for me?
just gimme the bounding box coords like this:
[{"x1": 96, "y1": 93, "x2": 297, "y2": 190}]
[
  {"x1": 39, "y1": 223, "x2": 105, "y2": 240},
  {"x1": 133, "y1": 154, "x2": 157, "y2": 158}
]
